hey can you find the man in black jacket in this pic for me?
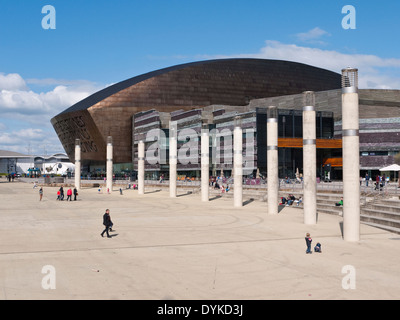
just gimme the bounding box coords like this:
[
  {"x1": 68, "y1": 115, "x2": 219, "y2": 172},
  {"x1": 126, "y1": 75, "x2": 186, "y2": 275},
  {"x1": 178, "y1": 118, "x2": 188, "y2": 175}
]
[{"x1": 101, "y1": 209, "x2": 113, "y2": 238}]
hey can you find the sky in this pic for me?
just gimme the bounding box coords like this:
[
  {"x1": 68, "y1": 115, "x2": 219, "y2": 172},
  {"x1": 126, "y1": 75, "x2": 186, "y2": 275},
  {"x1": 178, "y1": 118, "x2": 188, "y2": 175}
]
[{"x1": 0, "y1": 0, "x2": 399, "y2": 155}]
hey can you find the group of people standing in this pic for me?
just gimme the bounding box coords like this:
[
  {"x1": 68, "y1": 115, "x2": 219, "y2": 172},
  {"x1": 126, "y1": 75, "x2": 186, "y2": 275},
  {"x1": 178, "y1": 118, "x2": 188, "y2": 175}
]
[
  {"x1": 57, "y1": 186, "x2": 78, "y2": 201},
  {"x1": 37, "y1": 185, "x2": 78, "y2": 202}
]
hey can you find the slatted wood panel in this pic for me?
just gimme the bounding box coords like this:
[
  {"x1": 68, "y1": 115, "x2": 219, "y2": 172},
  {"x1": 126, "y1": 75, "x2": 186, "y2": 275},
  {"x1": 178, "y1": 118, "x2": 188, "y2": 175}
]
[
  {"x1": 278, "y1": 138, "x2": 342, "y2": 149},
  {"x1": 322, "y1": 157, "x2": 343, "y2": 167}
]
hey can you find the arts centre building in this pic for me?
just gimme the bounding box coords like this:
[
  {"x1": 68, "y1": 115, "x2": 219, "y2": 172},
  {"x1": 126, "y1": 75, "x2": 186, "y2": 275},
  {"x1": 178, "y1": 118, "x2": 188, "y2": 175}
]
[{"x1": 51, "y1": 58, "x2": 400, "y2": 181}]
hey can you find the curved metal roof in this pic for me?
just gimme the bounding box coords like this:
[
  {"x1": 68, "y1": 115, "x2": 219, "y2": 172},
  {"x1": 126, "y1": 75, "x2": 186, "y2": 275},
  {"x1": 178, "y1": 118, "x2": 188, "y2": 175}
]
[{"x1": 56, "y1": 58, "x2": 341, "y2": 116}]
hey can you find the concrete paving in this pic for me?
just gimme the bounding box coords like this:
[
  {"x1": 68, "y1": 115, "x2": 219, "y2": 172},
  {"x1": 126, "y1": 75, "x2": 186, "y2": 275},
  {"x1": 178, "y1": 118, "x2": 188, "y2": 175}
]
[{"x1": 1, "y1": 180, "x2": 400, "y2": 300}]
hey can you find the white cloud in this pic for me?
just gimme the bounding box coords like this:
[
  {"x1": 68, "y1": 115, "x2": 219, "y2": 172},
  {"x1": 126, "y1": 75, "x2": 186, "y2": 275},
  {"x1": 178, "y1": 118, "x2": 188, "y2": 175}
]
[
  {"x1": 0, "y1": 74, "x2": 106, "y2": 155},
  {"x1": 0, "y1": 82, "x2": 102, "y2": 115},
  {"x1": 0, "y1": 128, "x2": 45, "y2": 145},
  {"x1": 203, "y1": 40, "x2": 400, "y2": 89},
  {"x1": 0, "y1": 73, "x2": 28, "y2": 91},
  {"x1": 26, "y1": 78, "x2": 99, "y2": 88},
  {"x1": 0, "y1": 126, "x2": 67, "y2": 155},
  {"x1": 295, "y1": 27, "x2": 331, "y2": 44}
]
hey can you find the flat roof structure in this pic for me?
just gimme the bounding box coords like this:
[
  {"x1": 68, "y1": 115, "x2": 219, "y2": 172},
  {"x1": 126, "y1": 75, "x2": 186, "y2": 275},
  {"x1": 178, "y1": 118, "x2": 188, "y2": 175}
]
[{"x1": 0, "y1": 150, "x2": 31, "y2": 158}]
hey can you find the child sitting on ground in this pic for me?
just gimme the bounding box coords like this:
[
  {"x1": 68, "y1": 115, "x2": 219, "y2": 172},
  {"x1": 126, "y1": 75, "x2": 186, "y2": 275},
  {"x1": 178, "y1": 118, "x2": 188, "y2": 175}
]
[{"x1": 314, "y1": 242, "x2": 322, "y2": 253}]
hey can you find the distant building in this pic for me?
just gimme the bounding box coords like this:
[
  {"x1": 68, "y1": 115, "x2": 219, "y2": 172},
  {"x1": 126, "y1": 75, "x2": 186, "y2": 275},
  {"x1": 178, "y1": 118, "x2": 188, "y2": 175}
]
[
  {"x1": 0, "y1": 150, "x2": 33, "y2": 174},
  {"x1": 34, "y1": 153, "x2": 74, "y2": 176},
  {"x1": 0, "y1": 150, "x2": 74, "y2": 176}
]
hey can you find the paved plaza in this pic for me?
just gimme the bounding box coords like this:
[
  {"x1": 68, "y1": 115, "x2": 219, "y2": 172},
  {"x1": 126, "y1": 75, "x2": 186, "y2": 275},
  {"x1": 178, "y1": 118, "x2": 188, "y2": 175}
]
[{"x1": 1, "y1": 180, "x2": 400, "y2": 300}]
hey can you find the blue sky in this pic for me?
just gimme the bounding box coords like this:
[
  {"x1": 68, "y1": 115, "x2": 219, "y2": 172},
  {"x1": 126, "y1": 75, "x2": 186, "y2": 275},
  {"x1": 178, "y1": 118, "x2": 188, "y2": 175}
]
[{"x1": 0, "y1": 0, "x2": 399, "y2": 155}]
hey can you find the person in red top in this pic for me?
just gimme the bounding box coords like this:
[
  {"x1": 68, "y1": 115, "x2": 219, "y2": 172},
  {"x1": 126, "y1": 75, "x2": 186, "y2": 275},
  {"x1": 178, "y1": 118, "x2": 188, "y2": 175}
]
[{"x1": 66, "y1": 188, "x2": 73, "y2": 201}]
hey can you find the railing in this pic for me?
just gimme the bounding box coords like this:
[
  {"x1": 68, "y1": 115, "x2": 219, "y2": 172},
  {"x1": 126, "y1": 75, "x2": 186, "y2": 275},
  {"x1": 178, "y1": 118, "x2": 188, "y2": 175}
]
[{"x1": 45, "y1": 176, "x2": 400, "y2": 197}]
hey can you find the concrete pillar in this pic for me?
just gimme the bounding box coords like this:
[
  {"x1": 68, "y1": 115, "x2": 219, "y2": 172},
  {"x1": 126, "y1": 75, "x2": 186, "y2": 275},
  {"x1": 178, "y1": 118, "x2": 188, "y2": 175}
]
[
  {"x1": 106, "y1": 136, "x2": 113, "y2": 193},
  {"x1": 201, "y1": 125, "x2": 209, "y2": 202},
  {"x1": 233, "y1": 117, "x2": 243, "y2": 207},
  {"x1": 267, "y1": 106, "x2": 278, "y2": 215},
  {"x1": 342, "y1": 68, "x2": 360, "y2": 242},
  {"x1": 138, "y1": 140, "x2": 145, "y2": 195},
  {"x1": 169, "y1": 121, "x2": 177, "y2": 198},
  {"x1": 74, "y1": 139, "x2": 81, "y2": 190},
  {"x1": 303, "y1": 91, "x2": 317, "y2": 225}
]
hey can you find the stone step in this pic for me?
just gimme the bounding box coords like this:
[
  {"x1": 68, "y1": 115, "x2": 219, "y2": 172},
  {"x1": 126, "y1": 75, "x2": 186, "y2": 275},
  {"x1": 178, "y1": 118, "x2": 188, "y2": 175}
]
[
  {"x1": 317, "y1": 207, "x2": 343, "y2": 216},
  {"x1": 317, "y1": 200, "x2": 344, "y2": 206},
  {"x1": 364, "y1": 204, "x2": 400, "y2": 214},
  {"x1": 318, "y1": 203, "x2": 343, "y2": 210},
  {"x1": 361, "y1": 208, "x2": 400, "y2": 221},
  {"x1": 315, "y1": 193, "x2": 343, "y2": 201},
  {"x1": 361, "y1": 221, "x2": 400, "y2": 235},
  {"x1": 374, "y1": 199, "x2": 400, "y2": 206},
  {"x1": 360, "y1": 213, "x2": 400, "y2": 229}
]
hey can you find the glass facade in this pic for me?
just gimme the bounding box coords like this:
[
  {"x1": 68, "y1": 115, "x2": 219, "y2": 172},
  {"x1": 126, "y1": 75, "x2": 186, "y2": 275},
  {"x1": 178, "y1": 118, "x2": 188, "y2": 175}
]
[
  {"x1": 278, "y1": 110, "x2": 334, "y2": 139},
  {"x1": 90, "y1": 107, "x2": 341, "y2": 181}
]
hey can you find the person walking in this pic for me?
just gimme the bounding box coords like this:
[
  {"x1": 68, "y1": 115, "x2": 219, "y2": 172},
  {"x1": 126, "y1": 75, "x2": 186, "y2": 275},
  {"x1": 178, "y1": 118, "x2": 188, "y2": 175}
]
[
  {"x1": 101, "y1": 209, "x2": 113, "y2": 238},
  {"x1": 66, "y1": 188, "x2": 72, "y2": 201},
  {"x1": 39, "y1": 187, "x2": 43, "y2": 201},
  {"x1": 59, "y1": 186, "x2": 64, "y2": 201},
  {"x1": 73, "y1": 187, "x2": 78, "y2": 201}
]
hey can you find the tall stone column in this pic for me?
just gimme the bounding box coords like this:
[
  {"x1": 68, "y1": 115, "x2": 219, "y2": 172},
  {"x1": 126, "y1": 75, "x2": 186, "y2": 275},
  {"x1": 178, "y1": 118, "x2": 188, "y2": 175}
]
[
  {"x1": 106, "y1": 136, "x2": 113, "y2": 193},
  {"x1": 74, "y1": 139, "x2": 81, "y2": 190},
  {"x1": 138, "y1": 140, "x2": 145, "y2": 195},
  {"x1": 169, "y1": 121, "x2": 177, "y2": 198},
  {"x1": 303, "y1": 91, "x2": 317, "y2": 225},
  {"x1": 342, "y1": 68, "x2": 360, "y2": 242},
  {"x1": 201, "y1": 124, "x2": 209, "y2": 202},
  {"x1": 233, "y1": 117, "x2": 243, "y2": 207},
  {"x1": 267, "y1": 106, "x2": 278, "y2": 215}
]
